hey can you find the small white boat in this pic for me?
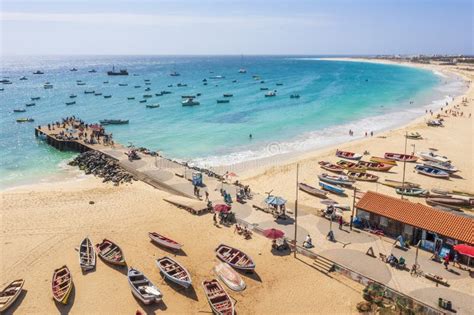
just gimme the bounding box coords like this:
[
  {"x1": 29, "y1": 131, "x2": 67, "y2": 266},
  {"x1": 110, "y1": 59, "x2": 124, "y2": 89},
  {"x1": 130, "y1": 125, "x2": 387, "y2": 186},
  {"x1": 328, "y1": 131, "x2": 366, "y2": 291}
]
[
  {"x1": 214, "y1": 262, "x2": 246, "y2": 291},
  {"x1": 156, "y1": 256, "x2": 192, "y2": 288},
  {"x1": 423, "y1": 161, "x2": 458, "y2": 173},
  {"x1": 148, "y1": 232, "x2": 182, "y2": 250},
  {"x1": 79, "y1": 237, "x2": 96, "y2": 271},
  {"x1": 127, "y1": 267, "x2": 162, "y2": 304},
  {"x1": 418, "y1": 151, "x2": 450, "y2": 164}
]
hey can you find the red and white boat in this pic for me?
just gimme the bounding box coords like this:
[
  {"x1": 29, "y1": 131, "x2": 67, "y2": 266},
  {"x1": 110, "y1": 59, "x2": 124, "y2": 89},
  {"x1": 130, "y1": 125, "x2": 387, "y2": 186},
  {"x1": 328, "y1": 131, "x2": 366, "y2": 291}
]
[
  {"x1": 202, "y1": 279, "x2": 235, "y2": 315},
  {"x1": 336, "y1": 150, "x2": 362, "y2": 160},
  {"x1": 148, "y1": 232, "x2": 183, "y2": 251},
  {"x1": 384, "y1": 153, "x2": 418, "y2": 162},
  {"x1": 318, "y1": 161, "x2": 344, "y2": 173}
]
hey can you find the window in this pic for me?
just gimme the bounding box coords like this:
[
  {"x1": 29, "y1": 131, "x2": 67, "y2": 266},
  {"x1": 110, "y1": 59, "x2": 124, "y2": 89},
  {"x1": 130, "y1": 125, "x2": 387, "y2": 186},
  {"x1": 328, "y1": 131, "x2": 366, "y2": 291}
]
[{"x1": 426, "y1": 231, "x2": 436, "y2": 242}]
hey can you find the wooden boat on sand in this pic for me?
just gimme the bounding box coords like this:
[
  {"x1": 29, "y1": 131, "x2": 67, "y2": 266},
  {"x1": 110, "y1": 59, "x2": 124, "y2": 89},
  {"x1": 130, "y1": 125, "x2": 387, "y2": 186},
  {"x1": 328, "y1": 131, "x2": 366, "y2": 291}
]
[
  {"x1": 395, "y1": 187, "x2": 428, "y2": 197},
  {"x1": 423, "y1": 161, "x2": 458, "y2": 173},
  {"x1": 426, "y1": 197, "x2": 473, "y2": 208},
  {"x1": 336, "y1": 160, "x2": 367, "y2": 172},
  {"x1": 382, "y1": 179, "x2": 420, "y2": 188},
  {"x1": 415, "y1": 165, "x2": 449, "y2": 179},
  {"x1": 79, "y1": 237, "x2": 96, "y2": 271},
  {"x1": 127, "y1": 267, "x2": 162, "y2": 304},
  {"x1": 148, "y1": 232, "x2": 183, "y2": 251},
  {"x1": 298, "y1": 183, "x2": 328, "y2": 199},
  {"x1": 370, "y1": 156, "x2": 398, "y2": 166},
  {"x1": 318, "y1": 161, "x2": 344, "y2": 173},
  {"x1": 319, "y1": 181, "x2": 345, "y2": 195},
  {"x1": 52, "y1": 266, "x2": 73, "y2": 304},
  {"x1": 318, "y1": 173, "x2": 354, "y2": 186},
  {"x1": 336, "y1": 150, "x2": 362, "y2": 160},
  {"x1": 156, "y1": 256, "x2": 192, "y2": 288},
  {"x1": 406, "y1": 132, "x2": 422, "y2": 139},
  {"x1": 384, "y1": 153, "x2": 418, "y2": 162},
  {"x1": 214, "y1": 262, "x2": 246, "y2": 292},
  {"x1": 202, "y1": 279, "x2": 235, "y2": 315},
  {"x1": 357, "y1": 160, "x2": 393, "y2": 172},
  {"x1": 215, "y1": 244, "x2": 255, "y2": 272},
  {"x1": 419, "y1": 151, "x2": 450, "y2": 164},
  {"x1": 96, "y1": 239, "x2": 126, "y2": 266},
  {"x1": 0, "y1": 279, "x2": 24, "y2": 312},
  {"x1": 346, "y1": 171, "x2": 379, "y2": 182}
]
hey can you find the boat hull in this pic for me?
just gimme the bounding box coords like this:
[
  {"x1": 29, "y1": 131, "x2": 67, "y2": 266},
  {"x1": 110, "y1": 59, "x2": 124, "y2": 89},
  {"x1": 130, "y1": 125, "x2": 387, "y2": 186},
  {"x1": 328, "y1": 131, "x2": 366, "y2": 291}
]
[{"x1": 214, "y1": 263, "x2": 246, "y2": 292}]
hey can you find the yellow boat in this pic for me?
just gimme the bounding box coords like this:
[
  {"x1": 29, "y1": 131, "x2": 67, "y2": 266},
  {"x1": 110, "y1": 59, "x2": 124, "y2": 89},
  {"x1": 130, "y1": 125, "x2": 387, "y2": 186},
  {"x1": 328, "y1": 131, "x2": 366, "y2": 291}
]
[
  {"x1": 52, "y1": 265, "x2": 73, "y2": 304},
  {"x1": 370, "y1": 156, "x2": 398, "y2": 166}
]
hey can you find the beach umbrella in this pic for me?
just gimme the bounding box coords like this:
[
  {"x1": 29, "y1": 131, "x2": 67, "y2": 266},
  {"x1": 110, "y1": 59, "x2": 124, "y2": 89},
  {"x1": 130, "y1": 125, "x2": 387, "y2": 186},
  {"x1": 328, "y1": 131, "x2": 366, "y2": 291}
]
[
  {"x1": 263, "y1": 228, "x2": 285, "y2": 240},
  {"x1": 453, "y1": 244, "x2": 474, "y2": 258},
  {"x1": 214, "y1": 204, "x2": 231, "y2": 213},
  {"x1": 264, "y1": 195, "x2": 287, "y2": 206}
]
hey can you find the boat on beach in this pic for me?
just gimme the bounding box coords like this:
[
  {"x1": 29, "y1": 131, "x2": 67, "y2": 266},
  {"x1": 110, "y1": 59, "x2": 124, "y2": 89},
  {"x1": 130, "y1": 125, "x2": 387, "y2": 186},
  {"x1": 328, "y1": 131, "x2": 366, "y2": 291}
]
[
  {"x1": 299, "y1": 183, "x2": 328, "y2": 199},
  {"x1": 418, "y1": 151, "x2": 450, "y2": 164},
  {"x1": 318, "y1": 161, "x2": 344, "y2": 173},
  {"x1": 202, "y1": 279, "x2": 235, "y2": 315},
  {"x1": 356, "y1": 160, "x2": 394, "y2": 172},
  {"x1": 384, "y1": 153, "x2": 418, "y2": 162},
  {"x1": 336, "y1": 150, "x2": 362, "y2": 160},
  {"x1": 319, "y1": 182, "x2": 345, "y2": 195},
  {"x1": 52, "y1": 265, "x2": 73, "y2": 304},
  {"x1": 383, "y1": 179, "x2": 420, "y2": 188},
  {"x1": 395, "y1": 187, "x2": 428, "y2": 197},
  {"x1": 0, "y1": 279, "x2": 24, "y2": 312},
  {"x1": 156, "y1": 256, "x2": 192, "y2": 288},
  {"x1": 214, "y1": 262, "x2": 246, "y2": 292},
  {"x1": 336, "y1": 160, "x2": 367, "y2": 173},
  {"x1": 370, "y1": 156, "x2": 398, "y2": 166},
  {"x1": 426, "y1": 197, "x2": 473, "y2": 208},
  {"x1": 79, "y1": 237, "x2": 96, "y2": 271},
  {"x1": 406, "y1": 132, "x2": 422, "y2": 139},
  {"x1": 148, "y1": 232, "x2": 183, "y2": 250},
  {"x1": 215, "y1": 244, "x2": 255, "y2": 272},
  {"x1": 96, "y1": 239, "x2": 126, "y2": 266},
  {"x1": 414, "y1": 165, "x2": 449, "y2": 179},
  {"x1": 346, "y1": 171, "x2": 379, "y2": 182},
  {"x1": 423, "y1": 161, "x2": 458, "y2": 173},
  {"x1": 127, "y1": 267, "x2": 162, "y2": 304},
  {"x1": 318, "y1": 173, "x2": 354, "y2": 186}
]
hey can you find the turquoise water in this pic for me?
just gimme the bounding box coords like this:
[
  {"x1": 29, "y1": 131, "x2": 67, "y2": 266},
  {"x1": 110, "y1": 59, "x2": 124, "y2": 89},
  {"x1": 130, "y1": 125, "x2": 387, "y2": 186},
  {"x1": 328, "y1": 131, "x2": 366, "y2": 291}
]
[{"x1": 0, "y1": 56, "x2": 459, "y2": 188}]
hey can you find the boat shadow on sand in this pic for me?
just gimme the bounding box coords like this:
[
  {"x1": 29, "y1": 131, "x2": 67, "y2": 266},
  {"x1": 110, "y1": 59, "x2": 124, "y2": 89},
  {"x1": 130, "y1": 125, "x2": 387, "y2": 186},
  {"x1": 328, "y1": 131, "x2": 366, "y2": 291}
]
[
  {"x1": 101, "y1": 262, "x2": 128, "y2": 276},
  {"x1": 235, "y1": 269, "x2": 262, "y2": 283},
  {"x1": 149, "y1": 241, "x2": 187, "y2": 256},
  {"x1": 132, "y1": 295, "x2": 168, "y2": 313},
  {"x1": 160, "y1": 277, "x2": 199, "y2": 301},
  {"x1": 54, "y1": 286, "x2": 75, "y2": 315},
  {"x1": 2, "y1": 289, "x2": 28, "y2": 315}
]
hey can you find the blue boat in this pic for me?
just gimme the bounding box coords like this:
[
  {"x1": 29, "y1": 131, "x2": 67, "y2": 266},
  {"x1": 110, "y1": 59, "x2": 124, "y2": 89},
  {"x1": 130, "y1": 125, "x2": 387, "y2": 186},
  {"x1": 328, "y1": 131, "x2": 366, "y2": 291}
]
[
  {"x1": 414, "y1": 165, "x2": 449, "y2": 179},
  {"x1": 319, "y1": 182, "x2": 345, "y2": 195}
]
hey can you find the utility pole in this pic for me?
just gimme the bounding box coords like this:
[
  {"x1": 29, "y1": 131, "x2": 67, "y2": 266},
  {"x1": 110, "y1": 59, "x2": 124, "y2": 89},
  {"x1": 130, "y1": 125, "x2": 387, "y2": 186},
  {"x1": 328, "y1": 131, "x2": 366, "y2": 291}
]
[
  {"x1": 294, "y1": 163, "x2": 299, "y2": 258},
  {"x1": 350, "y1": 186, "x2": 356, "y2": 230},
  {"x1": 401, "y1": 131, "x2": 408, "y2": 200}
]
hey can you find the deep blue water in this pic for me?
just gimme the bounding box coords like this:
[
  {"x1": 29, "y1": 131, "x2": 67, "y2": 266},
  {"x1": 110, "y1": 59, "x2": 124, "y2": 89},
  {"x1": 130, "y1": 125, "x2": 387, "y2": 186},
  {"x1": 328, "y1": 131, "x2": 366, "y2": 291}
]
[{"x1": 0, "y1": 56, "x2": 459, "y2": 188}]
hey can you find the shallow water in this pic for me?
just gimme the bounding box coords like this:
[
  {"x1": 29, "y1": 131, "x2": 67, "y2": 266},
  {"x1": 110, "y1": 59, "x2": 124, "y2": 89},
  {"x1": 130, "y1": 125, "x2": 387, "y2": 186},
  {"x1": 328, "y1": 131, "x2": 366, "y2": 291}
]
[{"x1": 0, "y1": 56, "x2": 465, "y2": 188}]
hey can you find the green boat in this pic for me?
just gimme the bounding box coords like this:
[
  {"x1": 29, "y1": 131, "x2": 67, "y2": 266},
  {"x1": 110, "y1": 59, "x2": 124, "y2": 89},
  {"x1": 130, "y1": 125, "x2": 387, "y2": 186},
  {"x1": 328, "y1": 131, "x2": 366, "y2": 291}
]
[{"x1": 395, "y1": 187, "x2": 427, "y2": 197}]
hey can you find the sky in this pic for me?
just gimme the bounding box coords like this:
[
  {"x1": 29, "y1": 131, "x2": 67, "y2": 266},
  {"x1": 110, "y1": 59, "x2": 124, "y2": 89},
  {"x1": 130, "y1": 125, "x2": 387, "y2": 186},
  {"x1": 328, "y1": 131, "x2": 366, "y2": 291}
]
[{"x1": 0, "y1": 0, "x2": 472, "y2": 55}]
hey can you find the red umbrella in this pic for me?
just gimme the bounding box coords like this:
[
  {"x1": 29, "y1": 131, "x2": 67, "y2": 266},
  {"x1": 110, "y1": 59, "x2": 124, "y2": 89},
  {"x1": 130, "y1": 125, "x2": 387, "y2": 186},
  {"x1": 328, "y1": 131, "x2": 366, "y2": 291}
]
[
  {"x1": 214, "y1": 204, "x2": 231, "y2": 213},
  {"x1": 263, "y1": 228, "x2": 285, "y2": 240},
  {"x1": 454, "y1": 244, "x2": 474, "y2": 258}
]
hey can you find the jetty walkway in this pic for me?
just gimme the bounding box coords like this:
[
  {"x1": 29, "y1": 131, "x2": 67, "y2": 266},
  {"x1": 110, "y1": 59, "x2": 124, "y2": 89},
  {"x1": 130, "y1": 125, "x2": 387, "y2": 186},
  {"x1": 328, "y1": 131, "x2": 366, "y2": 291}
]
[{"x1": 35, "y1": 121, "x2": 473, "y2": 314}]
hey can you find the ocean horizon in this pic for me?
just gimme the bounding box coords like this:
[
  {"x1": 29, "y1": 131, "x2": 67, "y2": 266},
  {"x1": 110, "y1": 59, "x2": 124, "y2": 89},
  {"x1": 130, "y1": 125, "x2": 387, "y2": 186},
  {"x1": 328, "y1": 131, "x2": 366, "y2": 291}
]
[{"x1": 0, "y1": 55, "x2": 466, "y2": 188}]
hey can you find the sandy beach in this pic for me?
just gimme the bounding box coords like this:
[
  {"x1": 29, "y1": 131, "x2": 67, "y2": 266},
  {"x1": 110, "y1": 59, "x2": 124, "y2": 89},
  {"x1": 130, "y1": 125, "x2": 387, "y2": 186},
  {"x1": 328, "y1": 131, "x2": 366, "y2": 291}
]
[{"x1": 1, "y1": 59, "x2": 473, "y2": 314}]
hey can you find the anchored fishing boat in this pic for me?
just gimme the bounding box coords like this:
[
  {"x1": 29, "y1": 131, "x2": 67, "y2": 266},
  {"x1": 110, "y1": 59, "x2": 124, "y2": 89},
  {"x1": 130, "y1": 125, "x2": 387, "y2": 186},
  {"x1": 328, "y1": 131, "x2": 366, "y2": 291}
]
[
  {"x1": 202, "y1": 279, "x2": 235, "y2": 315},
  {"x1": 299, "y1": 183, "x2": 328, "y2": 199},
  {"x1": 217, "y1": 99, "x2": 230, "y2": 104},
  {"x1": 52, "y1": 266, "x2": 73, "y2": 304},
  {"x1": 65, "y1": 101, "x2": 76, "y2": 105},
  {"x1": 414, "y1": 165, "x2": 449, "y2": 179},
  {"x1": 107, "y1": 66, "x2": 128, "y2": 76},
  {"x1": 215, "y1": 244, "x2": 255, "y2": 272},
  {"x1": 156, "y1": 256, "x2": 192, "y2": 288},
  {"x1": 182, "y1": 98, "x2": 200, "y2": 106},
  {"x1": 336, "y1": 150, "x2": 362, "y2": 160},
  {"x1": 146, "y1": 104, "x2": 160, "y2": 108},
  {"x1": 79, "y1": 237, "x2": 96, "y2": 271},
  {"x1": 99, "y1": 119, "x2": 129, "y2": 125},
  {"x1": 127, "y1": 267, "x2": 162, "y2": 304},
  {"x1": 13, "y1": 109, "x2": 26, "y2": 113}
]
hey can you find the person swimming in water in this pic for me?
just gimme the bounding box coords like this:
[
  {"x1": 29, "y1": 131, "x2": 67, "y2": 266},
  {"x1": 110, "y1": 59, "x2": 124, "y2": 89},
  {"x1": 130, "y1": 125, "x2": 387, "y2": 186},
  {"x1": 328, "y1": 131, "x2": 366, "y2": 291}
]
[{"x1": 249, "y1": 134, "x2": 252, "y2": 139}]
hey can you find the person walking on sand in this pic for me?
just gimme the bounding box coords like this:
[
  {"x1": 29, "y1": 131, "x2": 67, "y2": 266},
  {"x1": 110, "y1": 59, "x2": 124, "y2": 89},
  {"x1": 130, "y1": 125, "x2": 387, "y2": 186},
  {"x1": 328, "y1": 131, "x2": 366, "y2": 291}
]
[
  {"x1": 443, "y1": 253, "x2": 450, "y2": 269},
  {"x1": 213, "y1": 212, "x2": 217, "y2": 226},
  {"x1": 205, "y1": 190, "x2": 209, "y2": 202},
  {"x1": 338, "y1": 216, "x2": 343, "y2": 230}
]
